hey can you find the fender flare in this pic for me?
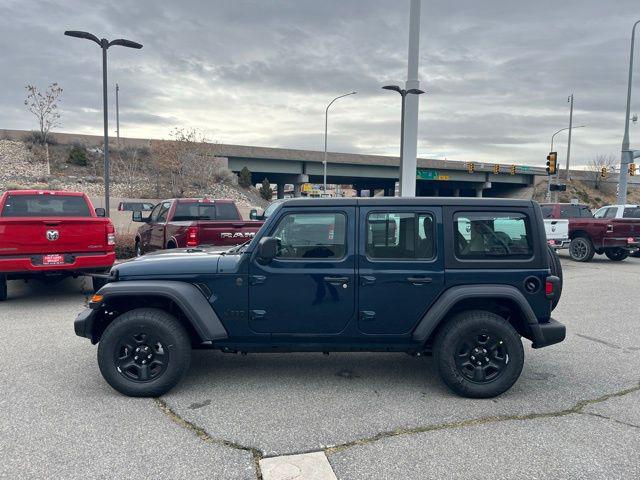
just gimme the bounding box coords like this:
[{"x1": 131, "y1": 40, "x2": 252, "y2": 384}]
[
  {"x1": 412, "y1": 284, "x2": 544, "y2": 346},
  {"x1": 96, "y1": 280, "x2": 228, "y2": 341}
]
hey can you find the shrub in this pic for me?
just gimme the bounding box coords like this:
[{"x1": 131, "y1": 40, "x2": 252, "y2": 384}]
[
  {"x1": 238, "y1": 166, "x2": 252, "y2": 188},
  {"x1": 68, "y1": 145, "x2": 88, "y2": 166},
  {"x1": 114, "y1": 232, "x2": 137, "y2": 260},
  {"x1": 24, "y1": 130, "x2": 47, "y2": 145},
  {"x1": 259, "y1": 178, "x2": 273, "y2": 201}
]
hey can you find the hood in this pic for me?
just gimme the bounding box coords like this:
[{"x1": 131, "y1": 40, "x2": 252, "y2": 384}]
[{"x1": 113, "y1": 247, "x2": 233, "y2": 278}]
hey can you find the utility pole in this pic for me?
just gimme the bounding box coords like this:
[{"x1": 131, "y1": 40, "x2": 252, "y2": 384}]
[
  {"x1": 400, "y1": 0, "x2": 422, "y2": 197},
  {"x1": 115, "y1": 83, "x2": 120, "y2": 145},
  {"x1": 564, "y1": 94, "x2": 574, "y2": 180}
]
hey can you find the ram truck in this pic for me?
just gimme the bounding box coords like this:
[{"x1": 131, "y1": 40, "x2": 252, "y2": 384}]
[
  {"x1": 541, "y1": 202, "x2": 640, "y2": 261},
  {"x1": 133, "y1": 198, "x2": 263, "y2": 256},
  {"x1": 76, "y1": 197, "x2": 565, "y2": 399},
  {"x1": 0, "y1": 190, "x2": 116, "y2": 300}
]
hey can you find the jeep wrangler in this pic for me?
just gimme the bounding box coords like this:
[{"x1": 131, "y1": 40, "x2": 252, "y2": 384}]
[{"x1": 75, "y1": 198, "x2": 565, "y2": 398}]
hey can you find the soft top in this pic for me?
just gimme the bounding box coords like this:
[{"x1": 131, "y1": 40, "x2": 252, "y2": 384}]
[{"x1": 280, "y1": 197, "x2": 535, "y2": 208}]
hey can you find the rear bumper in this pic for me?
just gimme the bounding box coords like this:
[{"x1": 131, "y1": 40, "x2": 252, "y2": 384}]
[
  {"x1": 531, "y1": 318, "x2": 566, "y2": 349},
  {"x1": 0, "y1": 252, "x2": 115, "y2": 275}
]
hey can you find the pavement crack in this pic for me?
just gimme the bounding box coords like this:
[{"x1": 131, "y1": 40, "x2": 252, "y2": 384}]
[
  {"x1": 154, "y1": 398, "x2": 264, "y2": 479},
  {"x1": 575, "y1": 334, "x2": 621, "y2": 349},
  {"x1": 577, "y1": 411, "x2": 640, "y2": 430},
  {"x1": 324, "y1": 382, "x2": 640, "y2": 455}
]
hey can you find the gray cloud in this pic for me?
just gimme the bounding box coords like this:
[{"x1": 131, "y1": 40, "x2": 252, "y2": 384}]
[{"x1": 1, "y1": 0, "x2": 639, "y2": 166}]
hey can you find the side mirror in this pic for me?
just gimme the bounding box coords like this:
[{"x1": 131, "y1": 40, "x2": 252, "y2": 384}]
[
  {"x1": 257, "y1": 236, "x2": 278, "y2": 263},
  {"x1": 249, "y1": 209, "x2": 258, "y2": 220},
  {"x1": 132, "y1": 211, "x2": 144, "y2": 222},
  {"x1": 95, "y1": 208, "x2": 106, "y2": 217}
]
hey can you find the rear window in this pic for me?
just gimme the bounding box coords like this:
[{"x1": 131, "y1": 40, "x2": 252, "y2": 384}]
[
  {"x1": 365, "y1": 212, "x2": 435, "y2": 260},
  {"x1": 172, "y1": 202, "x2": 240, "y2": 221},
  {"x1": 454, "y1": 212, "x2": 533, "y2": 260},
  {"x1": 1, "y1": 194, "x2": 91, "y2": 217},
  {"x1": 540, "y1": 205, "x2": 554, "y2": 218},
  {"x1": 623, "y1": 207, "x2": 640, "y2": 218}
]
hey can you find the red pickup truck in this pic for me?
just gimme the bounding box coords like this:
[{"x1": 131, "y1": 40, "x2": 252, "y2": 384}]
[
  {"x1": 133, "y1": 198, "x2": 263, "y2": 255},
  {"x1": 0, "y1": 190, "x2": 116, "y2": 300},
  {"x1": 540, "y1": 202, "x2": 640, "y2": 262}
]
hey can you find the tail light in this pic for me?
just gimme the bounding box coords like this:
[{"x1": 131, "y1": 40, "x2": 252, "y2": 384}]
[
  {"x1": 545, "y1": 275, "x2": 559, "y2": 299},
  {"x1": 106, "y1": 223, "x2": 116, "y2": 246},
  {"x1": 186, "y1": 226, "x2": 198, "y2": 247}
]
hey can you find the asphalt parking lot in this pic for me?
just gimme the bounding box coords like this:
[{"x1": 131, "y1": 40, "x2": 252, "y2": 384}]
[{"x1": 1, "y1": 252, "x2": 639, "y2": 479}]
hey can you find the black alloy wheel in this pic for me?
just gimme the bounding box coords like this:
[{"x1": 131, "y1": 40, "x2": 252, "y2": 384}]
[
  {"x1": 604, "y1": 248, "x2": 629, "y2": 261},
  {"x1": 453, "y1": 332, "x2": 509, "y2": 383},
  {"x1": 114, "y1": 331, "x2": 169, "y2": 382},
  {"x1": 569, "y1": 236, "x2": 594, "y2": 262}
]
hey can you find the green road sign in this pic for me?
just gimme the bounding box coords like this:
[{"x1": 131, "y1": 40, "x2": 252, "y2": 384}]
[{"x1": 417, "y1": 169, "x2": 438, "y2": 180}]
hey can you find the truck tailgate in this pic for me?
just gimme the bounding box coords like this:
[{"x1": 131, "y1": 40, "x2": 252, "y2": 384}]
[
  {"x1": 544, "y1": 219, "x2": 569, "y2": 241},
  {"x1": 197, "y1": 220, "x2": 263, "y2": 245},
  {"x1": 0, "y1": 218, "x2": 109, "y2": 256}
]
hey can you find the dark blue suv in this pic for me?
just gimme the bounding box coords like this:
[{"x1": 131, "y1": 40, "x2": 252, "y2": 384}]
[{"x1": 75, "y1": 198, "x2": 565, "y2": 398}]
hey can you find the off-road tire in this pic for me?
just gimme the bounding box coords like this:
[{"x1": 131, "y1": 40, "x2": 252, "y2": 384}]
[
  {"x1": 0, "y1": 274, "x2": 7, "y2": 301},
  {"x1": 547, "y1": 244, "x2": 563, "y2": 311},
  {"x1": 604, "y1": 248, "x2": 629, "y2": 261},
  {"x1": 135, "y1": 240, "x2": 142, "y2": 257},
  {"x1": 434, "y1": 310, "x2": 524, "y2": 398},
  {"x1": 569, "y1": 236, "x2": 595, "y2": 262},
  {"x1": 97, "y1": 308, "x2": 191, "y2": 397}
]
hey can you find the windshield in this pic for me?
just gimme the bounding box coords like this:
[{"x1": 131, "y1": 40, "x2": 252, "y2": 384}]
[{"x1": 263, "y1": 200, "x2": 284, "y2": 219}]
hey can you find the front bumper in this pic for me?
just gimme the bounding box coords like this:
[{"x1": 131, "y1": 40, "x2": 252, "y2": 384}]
[
  {"x1": 74, "y1": 308, "x2": 98, "y2": 342},
  {"x1": 531, "y1": 318, "x2": 566, "y2": 349}
]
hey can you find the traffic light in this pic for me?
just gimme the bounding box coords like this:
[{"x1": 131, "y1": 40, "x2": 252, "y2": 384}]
[
  {"x1": 630, "y1": 163, "x2": 637, "y2": 176},
  {"x1": 467, "y1": 162, "x2": 475, "y2": 174},
  {"x1": 510, "y1": 164, "x2": 517, "y2": 175},
  {"x1": 493, "y1": 164, "x2": 500, "y2": 174},
  {"x1": 546, "y1": 152, "x2": 557, "y2": 175},
  {"x1": 600, "y1": 166, "x2": 607, "y2": 178}
]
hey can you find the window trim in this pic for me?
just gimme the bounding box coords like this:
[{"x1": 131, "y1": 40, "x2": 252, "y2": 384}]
[
  {"x1": 268, "y1": 210, "x2": 349, "y2": 262},
  {"x1": 364, "y1": 210, "x2": 437, "y2": 263},
  {"x1": 452, "y1": 210, "x2": 535, "y2": 262}
]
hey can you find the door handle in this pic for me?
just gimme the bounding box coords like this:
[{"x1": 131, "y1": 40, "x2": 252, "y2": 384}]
[
  {"x1": 324, "y1": 276, "x2": 349, "y2": 285},
  {"x1": 249, "y1": 275, "x2": 266, "y2": 285},
  {"x1": 360, "y1": 275, "x2": 376, "y2": 286},
  {"x1": 250, "y1": 310, "x2": 266, "y2": 320},
  {"x1": 407, "y1": 277, "x2": 433, "y2": 285}
]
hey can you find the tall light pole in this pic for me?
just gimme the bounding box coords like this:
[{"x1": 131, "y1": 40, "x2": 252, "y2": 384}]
[
  {"x1": 382, "y1": 85, "x2": 425, "y2": 196},
  {"x1": 115, "y1": 83, "x2": 120, "y2": 145},
  {"x1": 617, "y1": 20, "x2": 640, "y2": 205},
  {"x1": 64, "y1": 31, "x2": 142, "y2": 216},
  {"x1": 564, "y1": 94, "x2": 574, "y2": 179},
  {"x1": 323, "y1": 91, "x2": 357, "y2": 191}
]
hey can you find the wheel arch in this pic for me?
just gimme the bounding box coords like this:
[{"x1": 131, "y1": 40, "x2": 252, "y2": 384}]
[
  {"x1": 569, "y1": 229, "x2": 591, "y2": 240},
  {"x1": 413, "y1": 285, "x2": 545, "y2": 348},
  {"x1": 88, "y1": 281, "x2": 228, "y2": 344}
]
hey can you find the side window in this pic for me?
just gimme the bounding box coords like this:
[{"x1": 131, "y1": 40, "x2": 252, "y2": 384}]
[
  {"x1": 454, "y1": 212, "x2": 533, "y2": 260},
  {"x1": 559, "y1": 205, "x2": 580, "y2": 218},
  {"x1": 149, "y1": 203, "x2": 163, "y2": 222},
  {"x1": 604, "y1": 207, "x2": 617, "y2": 219},
  {"x1": 365, "y1": 212, "x2": 435, "y2": 259},
  {"x1": 157, "y1": 202, "x2": 172, "y2": 222},
  {"x1": 271, "y1": 212, "x2": 346, "y2": 259},
  {"x1": 580, "y1": 206, "x2": 593, "y2": 217},
  {"x1": 623, "y1": 207, "x2": 640, "y2": 218},
  {"x1": 593, "y1": 207, "x2": 606, "y2": 219}
]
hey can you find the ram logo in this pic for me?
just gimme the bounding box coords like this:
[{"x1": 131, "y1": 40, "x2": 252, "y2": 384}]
[
  {"x1": 46, "y1": 230, "x2": 60, "y2": 241},
  {"x1": 220, "y1": 232, "x2": 256, "y2": 239}
]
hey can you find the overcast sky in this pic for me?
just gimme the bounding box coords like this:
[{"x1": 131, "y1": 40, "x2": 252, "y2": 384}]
[{"x1": 1, "y1": 0, "x2": 639, "y2": 166}]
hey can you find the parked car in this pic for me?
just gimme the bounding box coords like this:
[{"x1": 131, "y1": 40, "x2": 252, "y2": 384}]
[
  {"x1": 132, "y1": 198, "x2": 264, "y2": 255},
  {"x1": 75, "y1": 197, "x2": 564, "y2": 399},
  {"x1": 117, "y1": 201, "x2": 155, "y2": 212},
  {"x1": 0, "y1": 190, "x2": 116, "y2": 300},
  {"x1": 592, "y1": 204, "x2": 640, "y2": 219},
  {"x1": 541, "y1": 202, "x2": 640, "y2": 261}
]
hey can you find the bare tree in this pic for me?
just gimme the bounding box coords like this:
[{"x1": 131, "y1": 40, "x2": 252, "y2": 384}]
[
  {"x1": 113, "y1": 146, "x2": 144, "y2": 197},
  {"x1": 586, "y1": 154, "x2": 618, "y2": 190},
  {"x1": 24, "y1": 83, "x2": 63, "y2": 144}
]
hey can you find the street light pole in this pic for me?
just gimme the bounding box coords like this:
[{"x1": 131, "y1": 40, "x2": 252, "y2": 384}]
[
  {"x1": 548, "y1": 125, "x2": 586, "y2": 200},
  {"x1": 382, "y1": 85, "x2": 425, "y2": 196},
  {"x1": 564, "y1": 94, "x2": 574, "y2": 180},
  {"x1": 617, "y1": 20, "x2": 640, "y2": 205},
  {"x1": 64, "y1": 31, "x2": 142, "y2": 216},
  {"x1": 323, "y1": 91, "x2": 357, "y2": 191},
  {"x1": 115, "y1": 83, "x2": 120, "y2": 145}
]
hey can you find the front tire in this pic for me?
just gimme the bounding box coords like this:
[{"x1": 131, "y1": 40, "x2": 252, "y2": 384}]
[
  {"x1": 97, "y1": 308, "x2": 191, "y2": 397},
  {"x1": 604, "y1": 248, "x2": 629, "y2": 261},
  {"x1": 434, "y1": 310, "x2": 524, "y2": 398},
  {"x1": 569, "y1": 236, "x2": 595, "y2": 262},
  {"x1": 0, "y1": 274, "x2": 7, "y2": 301}
]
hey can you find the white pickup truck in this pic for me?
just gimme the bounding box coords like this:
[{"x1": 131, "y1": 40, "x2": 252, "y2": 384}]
[
  {"x1": 544, "y1": 219, "x2": 569, "y2": 249},
  {"x1": 592, "y1": 204, "x2": 640, "y2": 219}
]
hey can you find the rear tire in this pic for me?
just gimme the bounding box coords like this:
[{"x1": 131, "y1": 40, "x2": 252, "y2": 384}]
[
  {"x1": 434, "y1": 310, "x2": 524, "y2": 398},
  {"x1": 569, "y1": 236, "x2": 595, "y2": 262},
  {"x1": 135, "y1": 240, "x2": 142, "y2": 257},
  {"x1": 604, "y1": 248, "x2": 629, "y2": 261},
  {"x1": 546, "y1": 244, "x2": 563, "y2": 311},
  {"x1": 97, "y1": 308, "x2": 191, "y2": 397},
  {"x1": 0, "y1": 274, "x2": 7, "y2": 301}
]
